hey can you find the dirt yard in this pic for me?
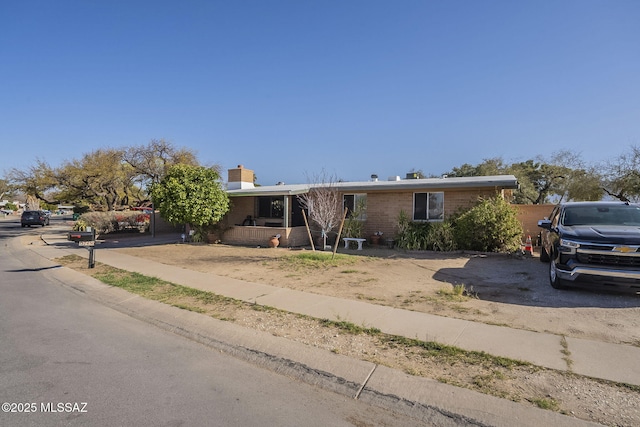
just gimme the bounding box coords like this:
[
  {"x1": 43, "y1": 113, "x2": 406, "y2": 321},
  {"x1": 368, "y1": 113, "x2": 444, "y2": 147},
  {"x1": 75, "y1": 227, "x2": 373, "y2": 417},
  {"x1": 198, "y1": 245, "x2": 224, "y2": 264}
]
[{"x1": 115, "y1": 242, "x2": 640, "y2": 346}]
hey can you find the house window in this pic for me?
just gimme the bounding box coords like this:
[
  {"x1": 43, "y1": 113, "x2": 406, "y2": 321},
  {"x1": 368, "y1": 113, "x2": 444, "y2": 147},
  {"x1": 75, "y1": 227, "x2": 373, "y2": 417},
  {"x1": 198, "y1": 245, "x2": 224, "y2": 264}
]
[
  {"x1": 258, "y1": 196, "x2": 284, "y2": 218},
  {"x1": 413, "y1": 192, "x2": 444, "y2": 221},
  {"x1": 343, "y1": 194, "x2": 367, "y2": 220}
]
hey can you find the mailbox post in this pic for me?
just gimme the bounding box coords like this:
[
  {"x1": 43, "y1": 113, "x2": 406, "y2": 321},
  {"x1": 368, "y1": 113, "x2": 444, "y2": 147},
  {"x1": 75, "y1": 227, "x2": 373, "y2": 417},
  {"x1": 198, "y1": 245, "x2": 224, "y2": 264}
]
[{"x1": 68, "y1": 229, "x2": 97, "y2": 268}]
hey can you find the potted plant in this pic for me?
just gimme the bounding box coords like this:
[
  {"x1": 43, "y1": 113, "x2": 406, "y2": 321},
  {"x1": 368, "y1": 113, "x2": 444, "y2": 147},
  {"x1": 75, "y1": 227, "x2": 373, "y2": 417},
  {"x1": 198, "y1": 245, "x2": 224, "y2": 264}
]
[{"x1": 269, "y1": 234, "x2": 281, "y2": 248}]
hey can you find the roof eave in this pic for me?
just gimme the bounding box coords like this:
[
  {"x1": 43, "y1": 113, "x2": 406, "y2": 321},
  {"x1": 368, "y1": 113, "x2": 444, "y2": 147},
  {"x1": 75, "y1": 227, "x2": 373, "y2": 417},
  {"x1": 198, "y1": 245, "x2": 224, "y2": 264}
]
[{"x1": 226, "y1": 175, "x2": 519, "y2": 196}]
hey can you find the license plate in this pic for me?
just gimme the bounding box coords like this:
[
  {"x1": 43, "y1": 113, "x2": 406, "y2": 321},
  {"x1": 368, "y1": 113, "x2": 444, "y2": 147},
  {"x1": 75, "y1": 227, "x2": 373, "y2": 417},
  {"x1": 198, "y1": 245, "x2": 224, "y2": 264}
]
[{"x1": 78, "y1": 241, "x2": 95, "y2": 247}]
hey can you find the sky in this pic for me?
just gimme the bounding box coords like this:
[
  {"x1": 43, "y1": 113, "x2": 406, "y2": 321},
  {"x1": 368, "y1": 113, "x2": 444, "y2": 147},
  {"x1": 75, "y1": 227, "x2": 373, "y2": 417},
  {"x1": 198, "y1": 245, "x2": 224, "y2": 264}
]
[{"x1": 1, "y1": 0, "x2": 639, "y2": 187}]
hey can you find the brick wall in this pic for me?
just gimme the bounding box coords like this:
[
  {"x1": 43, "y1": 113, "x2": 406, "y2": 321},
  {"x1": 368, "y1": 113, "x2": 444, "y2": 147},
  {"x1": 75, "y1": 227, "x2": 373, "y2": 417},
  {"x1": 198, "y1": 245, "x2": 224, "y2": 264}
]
[
  {"x1": 217, "y1": 225, "x2": 309, "y2": 247},
  {"x1": 359, "y1": 187, "x2": 506, "y2": 238},
  {"x1": 222, "y1": 197, "x2": 255, "y2": 227}
]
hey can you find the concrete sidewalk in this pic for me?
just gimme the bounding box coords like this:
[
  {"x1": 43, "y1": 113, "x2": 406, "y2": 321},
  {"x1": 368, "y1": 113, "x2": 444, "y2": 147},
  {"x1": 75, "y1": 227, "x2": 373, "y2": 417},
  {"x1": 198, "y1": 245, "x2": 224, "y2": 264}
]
[{"x1": 23, "y1": 232, "x2": 637, "y2": 425}]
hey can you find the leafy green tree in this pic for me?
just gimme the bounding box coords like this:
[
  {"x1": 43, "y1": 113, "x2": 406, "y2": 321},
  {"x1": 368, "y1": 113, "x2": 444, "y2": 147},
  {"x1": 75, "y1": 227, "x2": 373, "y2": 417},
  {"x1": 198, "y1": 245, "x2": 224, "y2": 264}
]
[
  {"x1": 444, "y1": 152, "x2": 602, "y2": 204},
  {"x1": 564, "y1": 166, "x2": 603, "y2": 201},
  {"x1": 150, "y1": 164, "x2": 229, "y2": 241},
  {"x1": 548, "y1": 151, "x2": 603, "y2": 201},
  {"x1": 445, "y1": 157, "x2": 507, "y2": 178},
  {"x1": 444, "y1": 163, "x2": 479, "y2": 177},
  {"x1": 509, "y1": 159, "x2": 567, "y2": 204}
]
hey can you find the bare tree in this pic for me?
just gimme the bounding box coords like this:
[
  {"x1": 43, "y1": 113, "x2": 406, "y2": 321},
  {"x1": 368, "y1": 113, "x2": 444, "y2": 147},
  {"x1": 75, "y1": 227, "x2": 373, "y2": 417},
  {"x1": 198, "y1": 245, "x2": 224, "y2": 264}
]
[
  {"x1": 25, "y1": 194, "x2": 40, "y2": 211},
  {"x1": 55, "y1": 148, "x2": 135, "y2": 211},
  {"x1": 0, "y1": 178, "x2": 15, "y2": 201},
  {"x1": 297, "y1": 172, "x2": 341, "y2": 250},
  {"x1": 7, "y1": 159, "x2": 59, "y2": 206},
  {"x1": 604, "y1": 145, "x2": 640, "y2": 202},
  {"x1": 123, "y1": 139, "x2": 201, "y2": 187},
  {"x1": 7, "y1": 140, "x2": 203, "y2": 211}
]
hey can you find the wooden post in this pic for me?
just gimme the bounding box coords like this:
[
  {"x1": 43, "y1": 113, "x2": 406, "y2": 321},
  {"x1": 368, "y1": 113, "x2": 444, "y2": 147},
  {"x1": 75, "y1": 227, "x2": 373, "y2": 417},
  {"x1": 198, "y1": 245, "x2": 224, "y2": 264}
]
[
  {"x1": 301, "y1": 209, "x2": 315, "y2": 251},
  {"x1": 332, "y1": 208, "x2": 349, "y2": 259}
]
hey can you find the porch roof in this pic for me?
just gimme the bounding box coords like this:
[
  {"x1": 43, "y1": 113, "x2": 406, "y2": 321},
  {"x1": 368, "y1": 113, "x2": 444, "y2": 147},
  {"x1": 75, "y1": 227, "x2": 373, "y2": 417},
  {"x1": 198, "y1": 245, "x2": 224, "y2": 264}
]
[{"x1": 227, "y1": 175, "x2": 519, "y2": 197}]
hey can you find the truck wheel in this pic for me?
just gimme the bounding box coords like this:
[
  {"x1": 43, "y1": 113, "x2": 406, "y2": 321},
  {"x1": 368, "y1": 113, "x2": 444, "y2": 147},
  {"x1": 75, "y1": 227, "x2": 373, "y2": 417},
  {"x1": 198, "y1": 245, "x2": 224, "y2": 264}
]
[{"x1": 549, "y1": 258, "x2": 567, "y2": 289}]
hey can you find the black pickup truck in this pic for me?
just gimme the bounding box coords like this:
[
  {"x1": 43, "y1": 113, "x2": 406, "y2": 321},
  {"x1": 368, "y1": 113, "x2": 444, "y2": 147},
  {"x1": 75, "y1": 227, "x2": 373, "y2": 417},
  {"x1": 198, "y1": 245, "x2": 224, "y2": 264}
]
[{"x1": 538, "y1": 201, "x2": 640, "y2": 293}]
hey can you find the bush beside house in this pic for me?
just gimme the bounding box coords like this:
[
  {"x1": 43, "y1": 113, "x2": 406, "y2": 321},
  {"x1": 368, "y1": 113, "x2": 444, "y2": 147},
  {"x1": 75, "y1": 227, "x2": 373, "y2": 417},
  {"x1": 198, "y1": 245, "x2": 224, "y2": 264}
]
[{"x1": 395, "y1": 196, "x2": 523, "y2": 253}]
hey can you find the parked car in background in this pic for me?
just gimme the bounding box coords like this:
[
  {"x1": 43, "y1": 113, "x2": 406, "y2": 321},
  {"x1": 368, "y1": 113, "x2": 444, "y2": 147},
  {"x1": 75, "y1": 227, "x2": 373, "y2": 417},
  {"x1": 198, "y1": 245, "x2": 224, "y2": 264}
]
[
  {"x1": 21, "y1": 210, "x2": 50, "y2": 227},
  {"x1": 538, "y1": 201, "x2": 640, "y2": 292}
]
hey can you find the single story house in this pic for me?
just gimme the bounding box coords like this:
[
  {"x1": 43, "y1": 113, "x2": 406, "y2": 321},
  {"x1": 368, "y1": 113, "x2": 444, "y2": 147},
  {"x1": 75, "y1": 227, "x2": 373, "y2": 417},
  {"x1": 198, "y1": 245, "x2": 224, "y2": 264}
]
[{"x1": 215, "y1": 165, "x2": 519, "y2": 247}]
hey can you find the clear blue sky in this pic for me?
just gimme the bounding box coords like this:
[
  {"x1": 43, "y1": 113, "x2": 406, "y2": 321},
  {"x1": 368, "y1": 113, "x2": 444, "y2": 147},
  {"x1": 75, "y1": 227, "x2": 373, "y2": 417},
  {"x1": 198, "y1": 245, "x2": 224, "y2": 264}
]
[{"x1": 1, "y1": 0, "x2": 638, "y2": 186}]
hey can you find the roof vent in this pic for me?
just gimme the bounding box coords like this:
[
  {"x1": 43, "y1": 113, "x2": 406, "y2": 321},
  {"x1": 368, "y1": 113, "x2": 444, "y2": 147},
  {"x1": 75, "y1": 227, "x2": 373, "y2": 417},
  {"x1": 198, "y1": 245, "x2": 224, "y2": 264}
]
[
  {"x1": 388, "y1": 176, "x2": 401, "y2": 181},
  {"x1": 276, "y1": 181, "x2": 285, "y2": 186},
  {"x1": 371, "y1": 174, "x2": 378, "y2": 182}
]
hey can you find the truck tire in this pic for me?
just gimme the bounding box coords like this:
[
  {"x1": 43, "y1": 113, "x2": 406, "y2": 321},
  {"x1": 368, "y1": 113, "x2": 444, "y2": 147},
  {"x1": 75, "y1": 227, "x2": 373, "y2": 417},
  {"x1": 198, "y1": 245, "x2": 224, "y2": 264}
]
[{"x1": 549, "y1": 257, "x2": 567, "y2": 289}]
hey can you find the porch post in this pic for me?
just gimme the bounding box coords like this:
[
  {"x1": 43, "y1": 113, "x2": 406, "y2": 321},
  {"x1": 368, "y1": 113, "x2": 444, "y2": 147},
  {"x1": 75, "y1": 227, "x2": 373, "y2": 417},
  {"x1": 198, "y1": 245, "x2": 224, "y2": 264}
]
[{"x1": 284, "y1": 196, "x2": 290, "y2": 228}]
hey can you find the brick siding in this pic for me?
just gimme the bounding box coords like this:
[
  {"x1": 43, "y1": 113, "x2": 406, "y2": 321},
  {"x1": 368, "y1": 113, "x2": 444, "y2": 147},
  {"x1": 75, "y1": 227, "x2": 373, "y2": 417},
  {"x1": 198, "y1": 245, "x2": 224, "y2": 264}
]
[{"x1": 359, "y1": 187, "x2": 506, "y2": 238}]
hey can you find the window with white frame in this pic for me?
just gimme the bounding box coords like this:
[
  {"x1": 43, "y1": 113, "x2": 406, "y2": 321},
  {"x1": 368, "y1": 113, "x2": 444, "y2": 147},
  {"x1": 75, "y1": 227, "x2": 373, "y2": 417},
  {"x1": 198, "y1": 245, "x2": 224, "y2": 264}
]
[
  {"x1": 343, "y1": 194, "x2": 367, "y2": 220},
  {"x1": 413, "y1": 192, "x2": 444, "y2": 221}
]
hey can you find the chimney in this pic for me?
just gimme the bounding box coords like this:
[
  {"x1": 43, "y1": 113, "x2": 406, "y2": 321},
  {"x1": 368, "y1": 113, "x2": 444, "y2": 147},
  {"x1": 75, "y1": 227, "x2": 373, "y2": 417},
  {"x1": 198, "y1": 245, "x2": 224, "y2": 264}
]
[{"x1": 227, "y1": 165, "x2": 255, "y2": 190}]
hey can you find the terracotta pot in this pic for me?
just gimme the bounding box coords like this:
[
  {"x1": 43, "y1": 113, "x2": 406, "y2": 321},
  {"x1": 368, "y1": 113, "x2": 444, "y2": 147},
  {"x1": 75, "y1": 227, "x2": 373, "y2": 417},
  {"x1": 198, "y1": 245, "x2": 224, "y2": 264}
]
[
  {"x1": 370, "y1": 235, "x2": 381, "y2": 245},
  {"x1": 268, "y1": 236, "x2": 280, "y2": 248}
]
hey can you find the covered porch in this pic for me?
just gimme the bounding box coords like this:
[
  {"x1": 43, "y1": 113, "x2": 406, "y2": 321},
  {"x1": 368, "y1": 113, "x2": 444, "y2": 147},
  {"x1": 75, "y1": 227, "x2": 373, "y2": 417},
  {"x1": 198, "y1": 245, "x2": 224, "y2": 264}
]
[{"x1": 219, "y1": 183, "x2": 314, "y2": 247}]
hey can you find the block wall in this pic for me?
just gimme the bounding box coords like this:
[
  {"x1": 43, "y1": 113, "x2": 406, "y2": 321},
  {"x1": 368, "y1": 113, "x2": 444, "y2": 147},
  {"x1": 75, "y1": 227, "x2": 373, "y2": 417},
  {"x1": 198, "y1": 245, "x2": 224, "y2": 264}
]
[{"x1": 513, "y1": 203, "x2": 555, "y2": 240}]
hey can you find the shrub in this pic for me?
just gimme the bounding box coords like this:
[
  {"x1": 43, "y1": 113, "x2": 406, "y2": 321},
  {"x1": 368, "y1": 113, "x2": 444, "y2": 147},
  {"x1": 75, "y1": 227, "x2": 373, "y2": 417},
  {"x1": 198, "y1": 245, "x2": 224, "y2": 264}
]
[
  {"x1": 425, "y1": 221, "x2": 457, "y2": 251},
  {"x1": 394, "y1": 210, "x2": 457, "y2": 251},
  {"x1": 341, "y1": 197, "x2": 366, "y2": 248},
  {"x1": 453, "y1": 196, "x2": 522, "y2": 252},
  {"x1": 394, "y1": 197, "x2": 521, "y2": 253},
  {"x1": 395, "y1": 210, "x2": 420, "y2": 250},
  {"x1": 78, "y1": 211, "x2": 150, "y2": 235}
]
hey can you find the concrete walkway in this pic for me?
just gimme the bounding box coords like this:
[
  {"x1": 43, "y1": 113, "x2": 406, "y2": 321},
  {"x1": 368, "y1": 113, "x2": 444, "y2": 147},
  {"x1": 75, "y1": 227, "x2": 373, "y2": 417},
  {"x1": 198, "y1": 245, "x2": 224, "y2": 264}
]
[{"x1": 38, "y1": 233, "x2": 640, "y2": 387}]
